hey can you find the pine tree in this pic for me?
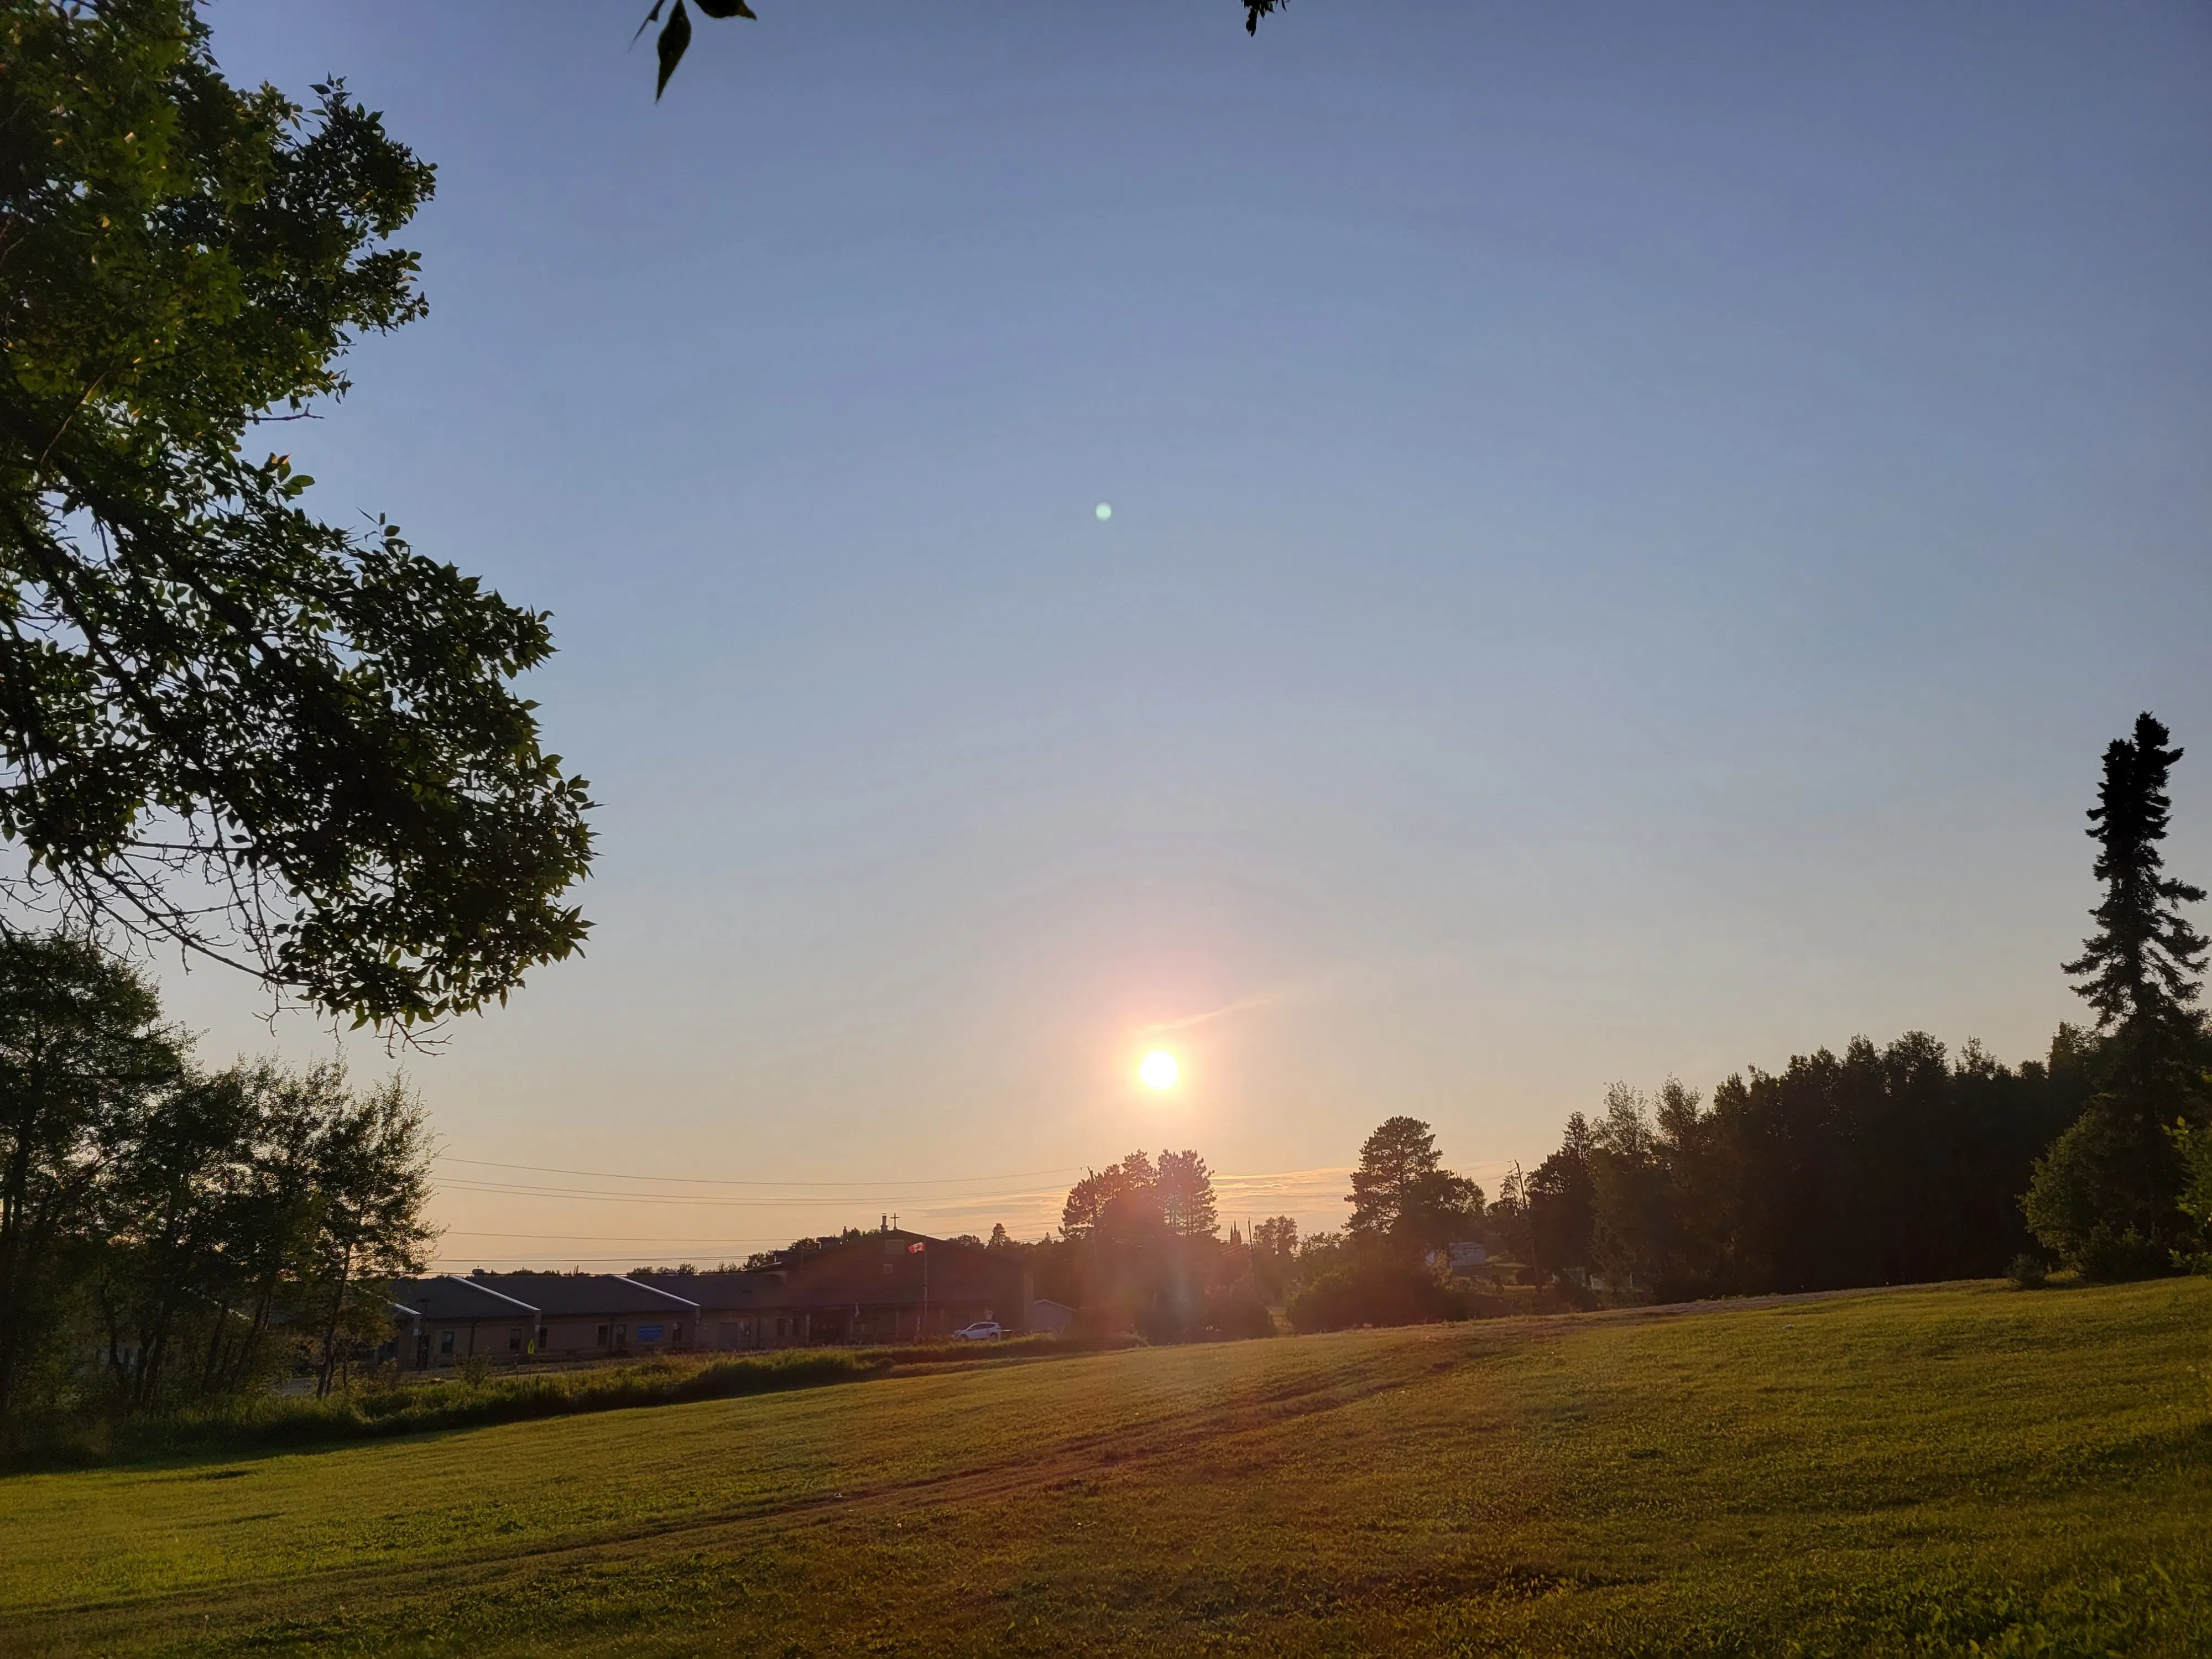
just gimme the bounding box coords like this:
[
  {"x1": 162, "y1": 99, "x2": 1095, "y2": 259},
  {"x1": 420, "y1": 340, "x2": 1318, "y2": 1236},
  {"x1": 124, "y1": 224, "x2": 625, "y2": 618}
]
[
  {"x1": 1346, "y1": 1117, "x2": 1479, "y2": 1255},
  {"x1": 2027, "y1": 713, "x2": 2210, "y2": 1276},
  {"x1": 2062, "y1": 713, "x2": 2209, "y2": 1032},
  {"x1": 1155, "y1": 1150, "x2": 1219, "y2": 1240}
]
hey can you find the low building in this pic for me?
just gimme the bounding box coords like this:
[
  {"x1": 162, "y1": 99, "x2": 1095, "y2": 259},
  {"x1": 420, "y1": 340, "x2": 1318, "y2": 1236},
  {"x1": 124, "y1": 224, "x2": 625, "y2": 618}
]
[
  {"x1": 1027, "y1": 1298, "x2": 1076, "y2": 1334},
  {"x1": 632, "y1": 1269, "x2": 791, "y2": 1350},
  {"x1": 472, "y1": 1272, "x2": 701, "y2": 1358},
  {"x1": 388, "y1": 1275, "x2": 541, "y2": 1370},
  {"x1": 395, "y1": 1231, "x2": 1034, "y2": 1363},
  {"x1": 640, "y1": 1228, "x2": 1032, "y2": 1347}
]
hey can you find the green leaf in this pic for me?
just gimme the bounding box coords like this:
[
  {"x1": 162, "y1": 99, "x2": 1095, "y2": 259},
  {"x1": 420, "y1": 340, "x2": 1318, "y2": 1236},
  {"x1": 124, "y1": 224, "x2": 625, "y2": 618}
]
[{"x1": 656, "y1": 0, "x2": 692, "y2": 99}]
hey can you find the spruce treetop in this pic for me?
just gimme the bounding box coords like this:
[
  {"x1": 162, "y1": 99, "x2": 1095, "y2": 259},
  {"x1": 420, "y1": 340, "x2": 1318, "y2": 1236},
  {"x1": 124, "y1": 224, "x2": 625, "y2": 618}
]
[{"x1": 2063, "y1": 713, "x2": 2208, "y2": 1032}]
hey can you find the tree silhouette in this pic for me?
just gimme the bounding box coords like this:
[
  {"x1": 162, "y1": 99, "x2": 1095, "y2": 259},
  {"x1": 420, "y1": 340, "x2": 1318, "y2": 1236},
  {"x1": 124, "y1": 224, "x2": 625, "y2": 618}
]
[
  {"x1": 2062, "y1": 713, "x2": 2208, "y2": 1034},
  {"x1": 1156, "y1": 1149, "x2": 1220, "y2": 1240},
  {"x1": 2, "y1": 5, "x2": 594, "y2": 1030},
  {"x1": 2027, "y1": 713, "x2": 2209, "y2": 1275},
  {"x1": 1346, "y1": 1116, "x2": 1479, "y2": 1256}
]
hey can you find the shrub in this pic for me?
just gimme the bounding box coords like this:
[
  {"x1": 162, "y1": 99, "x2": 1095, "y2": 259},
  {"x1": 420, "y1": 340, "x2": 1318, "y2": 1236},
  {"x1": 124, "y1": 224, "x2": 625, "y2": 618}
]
[
  {"x1": 2075, "y1": 1224, "x2": 2170, "y2": 1283},
  {"x1": 2007, "y1": 1253, "x2": 2048, "y2": 1290},
  {"x1": 2026, "y1": 1110, "x2": 2177, "y2": 1283},
  {"x1": 1287, "y1": 1262, "x2": 1469, "y2": 1333},
  {"x1": 2, "y1": 1349, "x2": 890, "y2": 1470},
  {"x1": 1203, "y1": 1292, "x2": 1278, "y2": 1340}
]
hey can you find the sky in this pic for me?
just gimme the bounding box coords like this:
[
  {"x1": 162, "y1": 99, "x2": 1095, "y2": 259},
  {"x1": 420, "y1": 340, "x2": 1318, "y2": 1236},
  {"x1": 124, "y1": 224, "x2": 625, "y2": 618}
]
[{"x1": 158, "y1": 1, "x2": 2212, "y2": 1266}]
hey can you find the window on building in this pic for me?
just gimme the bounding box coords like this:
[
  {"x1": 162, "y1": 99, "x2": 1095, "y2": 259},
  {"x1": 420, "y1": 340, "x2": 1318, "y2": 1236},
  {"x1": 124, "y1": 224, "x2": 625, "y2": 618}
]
[
  {"x1": 508, "y1": 1327, "x2": 524, "y2": 1352},
  {"x1": 597, "y1": 1324, "x2": 609, "y2": 1347},
  {"x1": 439, "y1": 1331, "x2": 455, "y2": 1357},
  {"x1": 673, "y1": 1322, "x2": 684, "y2": 1345}
]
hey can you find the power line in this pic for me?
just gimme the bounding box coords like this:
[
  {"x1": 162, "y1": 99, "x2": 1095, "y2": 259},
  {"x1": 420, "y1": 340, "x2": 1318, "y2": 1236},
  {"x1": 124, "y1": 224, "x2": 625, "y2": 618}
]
[
  {"x1": 432, "y1": 1155, "x2": 1088, "y2": 1189},
  {"x1": 438, "y1": 1230, "x2": 844, "y2": 1243},
  {"x1": 430, "y1": 1178, "x2": 1066, "y2": 1208}
]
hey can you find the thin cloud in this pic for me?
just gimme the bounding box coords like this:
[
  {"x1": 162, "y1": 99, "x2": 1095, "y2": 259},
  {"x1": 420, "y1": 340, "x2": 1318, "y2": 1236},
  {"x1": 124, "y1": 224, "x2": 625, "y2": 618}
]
[{"x1": 1135, "y1": 993, "x2": 1281, "y2": 1036}]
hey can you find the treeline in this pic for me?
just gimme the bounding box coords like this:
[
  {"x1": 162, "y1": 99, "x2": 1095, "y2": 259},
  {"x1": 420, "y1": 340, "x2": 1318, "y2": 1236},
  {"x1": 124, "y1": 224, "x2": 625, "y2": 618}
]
[
  {"x1": 1007, "y1": 1008, "x2": 2201, "y2": 1338},
  {"x1": 1515, "y1": 1034, "x2": 2090, "y2": 1301},
  {"x1": 0, "y1": 934, "x2": 435, "y2": 1434},
  {"x1": 1275, "y1": 713, "x2": 2212, "y2": 1329}
]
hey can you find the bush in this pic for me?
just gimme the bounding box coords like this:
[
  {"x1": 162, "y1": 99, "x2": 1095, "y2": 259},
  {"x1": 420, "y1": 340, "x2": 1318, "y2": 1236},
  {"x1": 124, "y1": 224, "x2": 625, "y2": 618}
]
[
  {"x1": 1287, "y1": 1262, "x2": 1470, "y2": 1333},
  {"x1": 2075, "y1": 1224, "x2": 2170, "y2": 1283},
  {"x1": 1203, "y1": 1292, "x2": 1278, "y2": 1340},
  {"x1": 2024, "y1": 1105, "x2": 2190, "y2": 1279},
  {"x1": 2007, "y1": 1253, "x2": 2048, "y2": 1290},
  {"x1": 3, "y1": 1349, "x2": 890, "y2": 1470}
]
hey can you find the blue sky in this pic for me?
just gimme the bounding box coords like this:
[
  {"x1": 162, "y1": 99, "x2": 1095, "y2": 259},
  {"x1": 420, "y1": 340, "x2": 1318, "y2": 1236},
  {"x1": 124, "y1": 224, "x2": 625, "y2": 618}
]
[{"x1": 175, "y1": 1, "x2": 2211, "y2": 1260}]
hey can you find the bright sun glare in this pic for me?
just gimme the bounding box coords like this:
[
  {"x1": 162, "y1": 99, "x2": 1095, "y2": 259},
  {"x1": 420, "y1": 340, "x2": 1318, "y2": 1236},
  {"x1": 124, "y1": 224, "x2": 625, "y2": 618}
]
[{"x1": 1139, "y1": 1050, "x2": 1180, "y2": 1091}]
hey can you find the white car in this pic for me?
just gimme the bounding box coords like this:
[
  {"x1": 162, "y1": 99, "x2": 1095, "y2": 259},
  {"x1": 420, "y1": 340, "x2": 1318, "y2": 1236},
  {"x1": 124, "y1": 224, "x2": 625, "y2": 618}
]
[{"x1": 951, "y1": 1321, "x2": 1003, "y2": 1340}]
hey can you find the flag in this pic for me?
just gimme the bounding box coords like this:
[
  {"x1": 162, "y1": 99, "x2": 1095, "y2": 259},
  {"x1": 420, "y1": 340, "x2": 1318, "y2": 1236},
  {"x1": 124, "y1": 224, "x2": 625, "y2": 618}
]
[{"x1": 908, "y1": 1241, "x2": 926, "y2": 1254}]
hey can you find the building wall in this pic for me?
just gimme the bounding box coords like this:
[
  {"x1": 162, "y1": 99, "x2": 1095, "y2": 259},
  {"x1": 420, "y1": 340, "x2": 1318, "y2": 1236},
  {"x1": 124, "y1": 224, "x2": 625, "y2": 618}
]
[
  {"x1": 403, "y1": 1316, "x2": 535, "y2": 1368},
  {"x1": 534, "y1": 1313, "x2": 691, "y2": 1357}
]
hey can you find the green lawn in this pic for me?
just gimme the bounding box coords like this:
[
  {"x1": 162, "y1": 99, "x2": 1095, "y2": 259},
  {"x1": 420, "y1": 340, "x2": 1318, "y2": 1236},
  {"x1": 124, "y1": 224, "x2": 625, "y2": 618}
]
[{"x1": 3, "y1": 1278, "x2": 2206, "y2": 1656}]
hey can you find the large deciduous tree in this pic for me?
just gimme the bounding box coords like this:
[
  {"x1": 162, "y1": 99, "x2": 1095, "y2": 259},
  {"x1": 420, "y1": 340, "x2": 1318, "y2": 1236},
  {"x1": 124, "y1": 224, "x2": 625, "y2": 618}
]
[
  {"x1": 2, "y1": 0, "x2": 593, "y2": 1030},
  {"x1": 0, "y1": 930, "x2": 184, "y2": 1415},
  {"x1": 1059, "y1": 1150, "x2": 1157, "y2": 1243}
]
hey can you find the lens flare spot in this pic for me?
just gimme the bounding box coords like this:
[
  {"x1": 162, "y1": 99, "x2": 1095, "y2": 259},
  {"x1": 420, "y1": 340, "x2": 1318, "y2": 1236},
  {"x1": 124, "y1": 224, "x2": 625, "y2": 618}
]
[{"x1": 1139, "y1": 1050, "x2": 1178, "y2": 1090}]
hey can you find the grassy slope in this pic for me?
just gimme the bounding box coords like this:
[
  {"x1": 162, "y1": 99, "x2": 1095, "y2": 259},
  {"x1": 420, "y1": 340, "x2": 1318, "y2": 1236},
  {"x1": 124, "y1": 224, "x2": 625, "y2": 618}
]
[{"x1": 1, "y1": 1278, "x2": 2205, "y2": 1657}]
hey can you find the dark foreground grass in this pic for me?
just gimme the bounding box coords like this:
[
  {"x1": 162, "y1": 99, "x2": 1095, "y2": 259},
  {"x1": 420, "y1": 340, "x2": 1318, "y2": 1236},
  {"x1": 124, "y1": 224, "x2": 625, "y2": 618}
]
[
  {"x1": 0, "y1": 1277, "x2": 2205, "y2": 1657},
  {"x1": 5, "y1": 1348, "x2": 888, "y2": 1469}
]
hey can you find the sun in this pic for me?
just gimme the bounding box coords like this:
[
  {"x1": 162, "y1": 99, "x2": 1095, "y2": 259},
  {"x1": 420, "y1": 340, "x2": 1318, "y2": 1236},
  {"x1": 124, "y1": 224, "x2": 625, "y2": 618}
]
[{"x1": 1138, "y1": 1050, "x2": 1180, "y2": 1091}]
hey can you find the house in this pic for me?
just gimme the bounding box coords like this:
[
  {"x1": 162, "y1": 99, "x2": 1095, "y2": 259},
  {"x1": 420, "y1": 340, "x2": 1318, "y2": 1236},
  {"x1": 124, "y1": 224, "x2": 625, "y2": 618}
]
[
  {"x1": 638, "y1": 1228, "x2": 1034, "y2": 1347},
  {"x1": 1027, "y1": 1298, "x2": 1076, "y2": 1335},
  {"x1": 1427, "y1": 1241, "x2": 1488, "y2": 1272},
  {"x1": 472, "y1": 1272, "x2": 700, "y2": 1358},
  {"x1": 388, "y1": 1275, "x2": 541, "y2": 1370}
]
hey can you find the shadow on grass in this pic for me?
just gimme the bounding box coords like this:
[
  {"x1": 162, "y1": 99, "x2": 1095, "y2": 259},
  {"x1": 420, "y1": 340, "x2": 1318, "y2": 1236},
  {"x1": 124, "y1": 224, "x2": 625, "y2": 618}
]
[{"x1": 3, "y1": 1348, "x2": 889, "y2": 1473}]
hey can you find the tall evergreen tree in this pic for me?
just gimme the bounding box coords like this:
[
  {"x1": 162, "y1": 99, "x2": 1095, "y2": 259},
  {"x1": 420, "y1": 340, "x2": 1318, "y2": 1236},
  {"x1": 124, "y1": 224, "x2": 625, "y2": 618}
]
[
  {"x1": 2027, "y1": 713, "x2": 2210, "y2": 1275},
  {"x1": 2062, "y1": 713, "x2": 2209, "y2": 1033},
  {"x1": 1345, "y1": 1117, "x2": 1479, "y2": 1256},
  {"x1": 1155, "y1": 1150, "x2": 1220, "y2": 1241},
  {"x1": 1527, "y1": 1112, "x2": 1596, "y2": 1285}
]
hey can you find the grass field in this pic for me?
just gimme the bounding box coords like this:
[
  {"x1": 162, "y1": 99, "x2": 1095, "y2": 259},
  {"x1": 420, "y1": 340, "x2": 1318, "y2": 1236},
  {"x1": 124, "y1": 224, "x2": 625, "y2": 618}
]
[{"x1": 2, "y1": 1277, "x2": 2205, "y2": 1657}]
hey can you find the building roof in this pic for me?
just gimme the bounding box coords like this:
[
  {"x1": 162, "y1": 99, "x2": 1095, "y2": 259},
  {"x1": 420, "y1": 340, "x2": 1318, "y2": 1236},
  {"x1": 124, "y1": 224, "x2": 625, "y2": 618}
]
[
  {"x1": 470, "y1": 1271, "x2": 700, "y2": 1318},
  {"x1": 781, "y1": 1229, "x2": 1025, "y2": 1310},
  {"x1": 635, "y1": 1270, "x2": 789, "y2": 1311},
  {"x1": 390, "y1": 1275, "x2": 540, "y2": 1322}
]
